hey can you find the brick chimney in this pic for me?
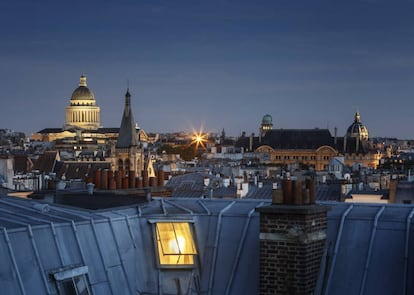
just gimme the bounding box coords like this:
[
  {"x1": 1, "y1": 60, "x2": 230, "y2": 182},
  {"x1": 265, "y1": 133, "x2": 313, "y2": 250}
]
[{"x1": 256, "y1": 177, "x2": 327, "y2": 294}]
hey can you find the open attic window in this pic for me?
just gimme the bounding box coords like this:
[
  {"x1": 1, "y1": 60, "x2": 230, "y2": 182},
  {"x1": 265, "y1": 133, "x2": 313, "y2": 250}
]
[
  {"x1": 51, "y1": 265, "x2": 91, "y2": 295},
  {"x1": 154, "y1": 222, "x2": 197, "y2": 267}
]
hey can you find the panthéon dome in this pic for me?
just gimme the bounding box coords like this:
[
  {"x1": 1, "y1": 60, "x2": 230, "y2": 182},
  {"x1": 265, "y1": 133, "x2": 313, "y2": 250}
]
[
  {"x1": 65, "y1": 74, "x2": 100, "y2": 130},
  {"x1": 70, "y1": 74, "x2": 96, "y2": 105}
]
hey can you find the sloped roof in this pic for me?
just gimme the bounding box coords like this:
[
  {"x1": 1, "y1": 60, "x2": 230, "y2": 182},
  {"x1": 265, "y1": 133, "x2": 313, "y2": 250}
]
[
  {"x1": 166, "y1": 172, "x2": 237, "y2": 198},
  {"x1": 234, "y1": 136, "x2": 260, "y2": 150},
  {"x1": 13, "y1": 155, "x2": 33, "y2": 173},
  {"x1": 261, "y1": 129, "x2": 334, "y2": 149},
  {"x1": 316, "y1": 183, "x2": 342, "y2": 201},
  {"x1": 245, "y1": 183, "x2": 273, "y2": 199},
  {"x1": 335, "y1": 137, "x2": 376, "y2": 154},
  {"x1": 394, "y1": 181, "x2": 414, "y2": 203},
  {"x1": 1, "y1": 196, "x2": 413, "y2": 295},
  {"x1": 54, "y1": 161, "x2": 111, "y2": 179},
  {"x1": 32, "y1": 151, "x2": 58, "y2": 173},
  {"x1": 0, "y1": 196, "x2": 103, "y2": 228},
  {"x1": 96, "y1": 127, "x2": 120, "y2": 133},
  {"x1": 35, "y1": 128, "x2": 63, "y2": 134},
  {"x1": 235, "y1": 129, "x2": 334, "y2": 151},
  {"x1": 317, "y1": 203, "x2": 414, "y2": 295}
]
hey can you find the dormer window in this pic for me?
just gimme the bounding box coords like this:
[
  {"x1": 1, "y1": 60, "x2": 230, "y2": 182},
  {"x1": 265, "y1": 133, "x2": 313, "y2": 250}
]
[
  {"x1": 153, "y1": 222, "x2": 197, "y2": 267},
  {"x1": 51, "y1": 265, "x2": 91, "y2": 295}
]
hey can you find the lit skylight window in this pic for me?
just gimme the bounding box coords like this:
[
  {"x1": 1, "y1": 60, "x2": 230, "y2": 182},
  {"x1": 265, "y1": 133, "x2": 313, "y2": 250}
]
[{"x1": 155, "y1": 222, "x2": 197, "y2": 266}]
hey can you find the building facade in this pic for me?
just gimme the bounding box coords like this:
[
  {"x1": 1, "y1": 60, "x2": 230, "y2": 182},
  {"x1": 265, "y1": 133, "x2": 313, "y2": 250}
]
[
  {"x1": 237, "y1": 112, "x2": 381, "y2": 171},
  {"x1": 65, "y1": 74, "x2": 101, "y2": 130},
  {"x1": 337, "y1": 111, "x2": 381, "y2": 169}
]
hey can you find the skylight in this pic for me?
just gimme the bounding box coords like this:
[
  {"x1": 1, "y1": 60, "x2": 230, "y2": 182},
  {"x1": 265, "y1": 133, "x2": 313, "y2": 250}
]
[{"x1": 155, "y1": 222, "x2": 197, "y2": 266}]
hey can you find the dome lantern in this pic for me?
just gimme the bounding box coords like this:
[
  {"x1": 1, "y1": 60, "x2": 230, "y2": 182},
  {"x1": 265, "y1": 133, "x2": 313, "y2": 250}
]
[{"x1": 79, "y1": 74, "x2": 87, "y2": 87}]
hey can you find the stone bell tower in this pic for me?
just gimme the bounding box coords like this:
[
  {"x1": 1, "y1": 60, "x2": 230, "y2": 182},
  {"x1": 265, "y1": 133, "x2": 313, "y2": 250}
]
[{"x1": 111, "y1": 89, "x2": 144, "y2": 188}]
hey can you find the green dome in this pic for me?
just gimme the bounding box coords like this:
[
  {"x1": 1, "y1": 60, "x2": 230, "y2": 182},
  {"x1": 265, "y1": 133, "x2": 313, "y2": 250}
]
[{"x1": 262, "y1": 114, "x2": 272, "y2": 124}]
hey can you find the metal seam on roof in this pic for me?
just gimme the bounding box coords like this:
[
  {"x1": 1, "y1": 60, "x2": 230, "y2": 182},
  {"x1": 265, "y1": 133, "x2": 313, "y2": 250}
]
[
  {"x1": 51, "y1": 222, "x2": 65, "y2": 265},
  {"x1": 90, "y1": 219, "x2": 114, "y2": 294},
  {"x1": 124, "y1": 215, "x2": 137, "y2": 249},
  {"x1": 0, "y1": 215, "x2": 28, "y2": 227},
  {"x1": 3, "y1": 227, "x2": 26, "y2": 295},
  {"x1": 325, "y1": 204, "x2": 354, "y2": 294},
  {"x1": 403, "y1": 207, "x2": 414, "y2": 295},
  {"x1": 71, "y1": 221, "x2": 87, "y2": 269},
  {"x1": 359, "y1": 205, "x2": 385, "y2": 295},
  {"x1": 0, "y1": 199, "x2": 73, "y2": 223},
  {"x1": 161, "y1": 199, "x2": 167, "y2": 215},
  {"x1": 164, "y1": 199, "x2": 194, "y2": 215},
  {"x1": 108, "y1": 217, "x2": 134, "y2": 294},
  {"x1": 27, "y1": 225, "x2": 52, "y2": 294},
  {"x1": 207, "y1": 201, "x2": 236, "y2": 295},
  {"x1": 225, "y1": 203, "x2": 262, "y2": 295},
  {"x1": 198, "y1": 200, "x2": 212, "y2": 215},
  {"x1": 51, "y1": 206, "x2": 94, "y2": 220},
  {"x1": 0, "y1": 207, "x2": 52, "y2": 225}
]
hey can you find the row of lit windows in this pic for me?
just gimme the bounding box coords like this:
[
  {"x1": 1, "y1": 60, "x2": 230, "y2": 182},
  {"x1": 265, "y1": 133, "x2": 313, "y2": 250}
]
[
  {"x1": 272, "y1": 155, "x2": 333, "y2": 161},
  {"x1": 70, "y1": 102, "x2": 95, "y2": 106},
  {"x1": 68, "y1": 111, "x2": 100, "y2": 123}
]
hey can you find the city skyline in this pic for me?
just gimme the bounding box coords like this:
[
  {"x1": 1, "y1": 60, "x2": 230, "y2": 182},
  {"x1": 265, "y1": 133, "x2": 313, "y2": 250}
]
[{"x1": 1, "y1": 1, "x2": 414, "y2": 138}]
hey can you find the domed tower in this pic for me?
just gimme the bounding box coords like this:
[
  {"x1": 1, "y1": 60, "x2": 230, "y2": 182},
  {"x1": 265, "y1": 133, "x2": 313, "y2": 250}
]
[
  {"x1": 260, "y1": 114, "x2": 273, "y2": 137},
  {"x1": 346, "y1": 111, "x2": 369, "y2": 141},
  {"x1": 65, "y1": 74, "x2": 101, "y2": 130},
  {"x1": 343, "y1": 111, "x2": 370, "y2": 154}
]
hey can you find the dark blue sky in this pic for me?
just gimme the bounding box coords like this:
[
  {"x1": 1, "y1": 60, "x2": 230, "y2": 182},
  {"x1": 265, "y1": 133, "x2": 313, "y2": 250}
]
[{"x1": 1, "y1": 0, "x2": 414, "y2": 138}]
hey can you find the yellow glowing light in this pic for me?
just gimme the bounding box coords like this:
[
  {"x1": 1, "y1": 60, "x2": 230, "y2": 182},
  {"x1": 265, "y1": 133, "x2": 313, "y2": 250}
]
[
  {"x1": 191, "y1": 128, "x2": 207, "y2": 150},
  {"x1": 169, "y1": 235, "x2": 186, "y2": 253},
  {"x1": 156, "y1": 222, "x2": 197, "y2": 266}
]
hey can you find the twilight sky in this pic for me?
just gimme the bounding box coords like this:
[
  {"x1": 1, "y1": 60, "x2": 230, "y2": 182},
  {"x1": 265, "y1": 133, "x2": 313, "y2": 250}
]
[{"x1": 1, "y1": 0, "x2": 414, "y2": 139}]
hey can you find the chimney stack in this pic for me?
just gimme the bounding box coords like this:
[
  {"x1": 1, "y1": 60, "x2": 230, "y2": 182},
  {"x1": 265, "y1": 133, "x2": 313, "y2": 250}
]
[
  {"x1": 249, "y1": 133, "x2": 254, "y2": 151},
  {"x1": 256, "y1": 177, "x2": 327, "y2": 294}
]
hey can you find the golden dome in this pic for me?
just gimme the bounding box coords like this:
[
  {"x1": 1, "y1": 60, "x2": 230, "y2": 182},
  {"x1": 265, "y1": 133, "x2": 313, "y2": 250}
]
[{"x1": 70, "y1": 74, "x2": 96, "y2": 105}]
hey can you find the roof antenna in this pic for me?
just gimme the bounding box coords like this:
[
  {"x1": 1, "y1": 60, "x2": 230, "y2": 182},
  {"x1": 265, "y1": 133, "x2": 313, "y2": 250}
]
[{"x1": 127, "y1": 79, "x2": 130, "y2": 91}]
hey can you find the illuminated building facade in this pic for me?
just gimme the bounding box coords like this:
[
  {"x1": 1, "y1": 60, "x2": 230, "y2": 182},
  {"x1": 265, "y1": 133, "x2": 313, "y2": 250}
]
[
  {"x1": 254, "y1": 129, "x2": 337, "y2": 171},
  {"x1": 336, "y1": 111, "x2": 381, "y2": 169},
  {"x1": 237, "y1": 112, "x2": 380, "y2": 171},
  {"x1": 65, "y1": 74, "x2": 101, "y2": 130},
  {"x1": 31, "y1": 75, "x2": 154, "y2": 160}
]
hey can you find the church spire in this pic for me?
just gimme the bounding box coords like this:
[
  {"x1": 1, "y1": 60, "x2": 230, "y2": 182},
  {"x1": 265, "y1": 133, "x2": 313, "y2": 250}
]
[{"x1": 116, "y1": 89, "x2": 139, "y2": 148}]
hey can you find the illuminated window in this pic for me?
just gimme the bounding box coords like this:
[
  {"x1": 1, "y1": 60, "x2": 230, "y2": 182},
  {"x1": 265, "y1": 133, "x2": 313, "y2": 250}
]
[
  {"x1": 51, "y1": 266, "x2": 91, "y2": 295},
  {"x1": 155, "y1": 222, "x2": 197, "y2": 266}
]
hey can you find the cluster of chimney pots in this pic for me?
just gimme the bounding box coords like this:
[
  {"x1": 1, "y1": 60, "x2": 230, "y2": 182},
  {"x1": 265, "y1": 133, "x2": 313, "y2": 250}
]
[
  {"x1": 273, "y1": 176, "x2": 316, "y2": 205},
  {"x1": 86, "y1": 169, "x2": 168, "y2": 190}
]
